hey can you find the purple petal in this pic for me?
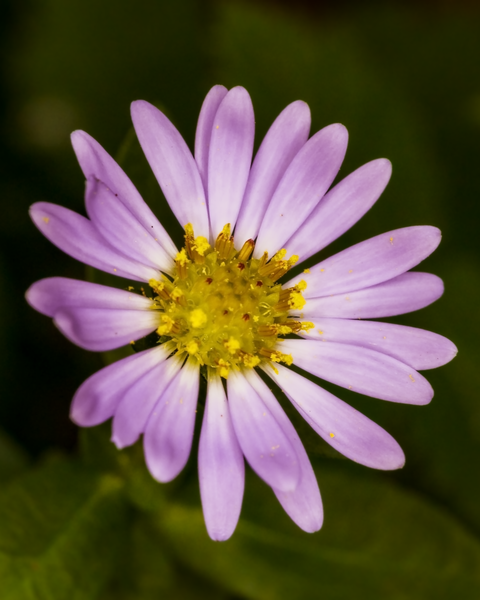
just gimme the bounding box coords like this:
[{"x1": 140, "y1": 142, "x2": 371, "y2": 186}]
[
  {"x1": 227, "y1": 371, "x2": 300, "y2": 493},
  {"x1": 234, "y1": 101, "x2": 311, "y2": 246},
  {"x1": 285, "y1": 159, "x2": 392, "y2": 261},
  {"x1": 298, "y1": 272, "x2": 444, "y2": 319},
  {"x1": 298, "y1": 317, "x2": 457, "y2": 370},
  {"x1": 198, "y1": 375, "x2": 245, "y2": 541},
  {"x1": 265, "y1": 364, "x2": 405, "y2": 470},
  {"x1": 131, "y1": 100, "x2": 209, "y2": 238},
  {"x1": 54, "y1": 306, "x2": 160, "y2": 351},
  {"x1": 194, "y1": 85, "x2": 229, "y2": 190},
  {"x1": 111, "y1": 356, "x2": 182, "y2": 449},
  {"x1": 70, "y1": 345, "x2": 168, "y2": 426},
  {"x1": 71, "y1": 130, "x2": 177, "y2": 259},
  {"x1": 30, "y1": 202, "x2": 159, "y2": 282},
  {"x1": 289, "y1": 226, "x2": 441, "y2": 298},
  {"x1": 254, "y1": 123, "x2": 348, "y2": 258},
  {"x1": 85, "y1": 178, "x2": 173, "y2": 273},
  {"x1": 26, "y1": 277, "x2": 153, "y2": 318},
  {"x1": 144, "y1": 359, "x2": 200, "y2": 483},
  {"x1": 281, "y1": 338, "x2": 433, "y2": 405},
  {"x1": 244, "y1": 369, "x2": 323, "y2": 533},
  {"x1": 207, "y1": 87, "x2": 255, "y2": 237}
]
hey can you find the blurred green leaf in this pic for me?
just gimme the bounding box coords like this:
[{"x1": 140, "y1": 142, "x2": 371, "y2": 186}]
[
  {"x1": 0, "y1": 429, "x2": 29, "y2": 484},
  {"x1": 157, "y1": 463, "x2": 480, "y2": 600},
  {"x1": 103, "y1": 515, "x2": 231, "y2": 600},
  {"x1": 0, "y1": 457, "x2": 128, "y2": 600}
]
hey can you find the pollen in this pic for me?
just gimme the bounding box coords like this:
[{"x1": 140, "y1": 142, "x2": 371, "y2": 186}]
[
  {"x1": 175, "y1": 248, "x2": 189, "y2": 266},
  {"x1": 225, "y1": 337, "x2": 241, "y2": 354},
  {"x1": 189, "y1": 308, "x2": 207, "y2": 328},
  {"x1": 157, "y1": 315, "x2": 176, "y2": 335},
  {"x1": 147, "y1": 224, "x2": 311, "y2": 378},
  {"x1": 186, "y1": 340, "x2": 199, "y2": 354},
  {"x1": 193, "y1": 236, "x2": 210, "y2": 256}
]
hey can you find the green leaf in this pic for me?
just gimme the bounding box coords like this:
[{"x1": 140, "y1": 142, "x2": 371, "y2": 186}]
[
  {"x1": 0, "y1": 456, "x2": 128, "y2": 600},
  {"x1": 104, "y1": 516, "x2": 230, "y2": 600},
  {"x1": 156, "y1": 463, "x2": 480, "y2": 600},
  {"x1": 0, "y1": 429, "x2": 29, "y2": 484}
]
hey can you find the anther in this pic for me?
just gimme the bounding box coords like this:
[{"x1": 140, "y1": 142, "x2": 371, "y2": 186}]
[
  {"x1": 175, "y1": 249, "x2": 190, "y2": 279},
  {"x1": 259, "y1": 348, "x2": 293, "y2": 366},
  {"x1": 215, "y1": 224, "x2": 235, "y2": 259},
  {"x1": 257, "y1": 325, "x2": 277, "y2": 337},
  {"x1": 184, "y1": 223, "x2": 210, "y2": 264},
  {"x1": 149, "y1": 279, "x2": 171, "y2": 300},
  {"x1": 258, "y1": 251, "x2": 268, "y2": 269},
  {"x1": 238, "y1": 239, "x2": 255, "y2": 261}
]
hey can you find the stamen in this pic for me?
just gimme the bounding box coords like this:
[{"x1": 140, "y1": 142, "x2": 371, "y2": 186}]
[
  {"x1": 217, "y1": 359, "x2": 230, "y2": 379},
  {"x1": 157, "y1": 315, "x2": 181, "y2": 336},
  {"x1": 274, "y1": 290, "x2": 306, "y2": 312},
  {"x1": 238, "y1": 239, "x2": 255, "y2": 261},
  {"x1": 170, "y1": 287, "x2": 186, "y2": 306},
  {"x1": 259, "y1": 348, "x2": 293, "y2": 366},
  {"x1": 149, "y1": 279, "x2": 171, "y2": 300},
  {"x1": 242, "y1": 354, "x2": 260, "y2": 368},
  {"x1": 258, "y1": 253, "x2": 299, "y2": 282},
  {"x1": 184, "y1": 223, "x2": 211, "y2": 263},
  {"x1": 215, "y1": 224, "x2": 235, "y2": 259},
  {"x1": 258, "y1": 324, "x2": 294, "y2": 337},
  {"x1": 286, "y1": 320, "x2": 314, "y2": 333},
  {"x1": 258, "y1": 251, "x2": 268, "y2": 269},
  {"x1": 225, "y1": 337, "x2": 241, "y2": 354},
  {"x1": 175, "y1": 248, "x2": 190, "y2": 279}
]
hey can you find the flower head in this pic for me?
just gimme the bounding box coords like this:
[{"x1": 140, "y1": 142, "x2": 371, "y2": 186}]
[{"x1": 26, "y1": 85, "x2": 457, "y2": 541}]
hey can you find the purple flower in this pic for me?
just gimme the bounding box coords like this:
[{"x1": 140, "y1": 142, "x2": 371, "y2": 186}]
[{"x1": 26, "y1": 85, "x2": 457, "y2": 541}]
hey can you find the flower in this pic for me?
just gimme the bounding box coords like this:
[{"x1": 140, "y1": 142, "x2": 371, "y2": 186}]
[{"x1": 26, "y1": 85, "x2": 457, "y2": 541}]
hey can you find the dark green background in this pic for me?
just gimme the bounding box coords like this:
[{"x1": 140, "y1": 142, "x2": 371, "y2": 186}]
[{"x1": 0, "y1": 0, "x2": 479, "y2": 597}]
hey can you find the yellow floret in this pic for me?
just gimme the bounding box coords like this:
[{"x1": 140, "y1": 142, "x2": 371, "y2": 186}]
[
  {"x1": 287, "y1": 255, "x2": 299, "y2": 267},
  {"x1": 288, "y1": 292, "x2": 306, "y2": 311},
  {"x1": 270, "y1": 351, "x2": 293, "y2": 366},
  {"x1": 157, "y1": 315, "x2": 175, "y2": 335},
  {"x1": 273, "y1": 248, "x2": 287, "y2": 261},
  {"x1": 175, "y1": 248, "x2": 190, "y2": 266},
  {"x1": 189, "y1": 308, "x2": 207, "y2": 328},
  {"x1": 186, "y1": 340, "x2": 199, "y2": 355},
  {"x1": 295, "y1": 279, "x2": 307, "y2": 292},
  {"x1": 170, "y1": 287, "x2": 184, "y2": 301},
  {"x1": 243, "y1": 354, "x2": 260, "y2": 368},
  {"x1": 218, "y1": 359, "x2": 230, "y2": 378},
  {"x1": 193, "y1": 236, "x2": 210, "y2": 256},
  {"x1": 225, "y1": 336, "x2": 241, "y2": 354}
]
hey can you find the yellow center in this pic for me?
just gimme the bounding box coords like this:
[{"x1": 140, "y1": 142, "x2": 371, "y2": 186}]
[{"x1": 148, "y1": 224, "x2": 313, "y2": 378}]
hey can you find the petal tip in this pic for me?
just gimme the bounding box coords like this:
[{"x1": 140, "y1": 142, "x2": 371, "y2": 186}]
[
  {"x1": 207, "y1": 528, "x2": 235, "y2": 542},
  {"x1": 24, "y1": 281, "x2": 49, "y2": 315}
]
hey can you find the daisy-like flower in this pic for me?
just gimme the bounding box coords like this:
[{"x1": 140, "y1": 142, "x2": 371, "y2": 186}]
[{"x1": 27, "y1": 85, "x2": 457, "y2": 541}]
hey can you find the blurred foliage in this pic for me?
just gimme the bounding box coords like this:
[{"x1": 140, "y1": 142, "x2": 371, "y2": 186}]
[{"x1": 1, "y1": 0, "x2": 480, "y2": 597}]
